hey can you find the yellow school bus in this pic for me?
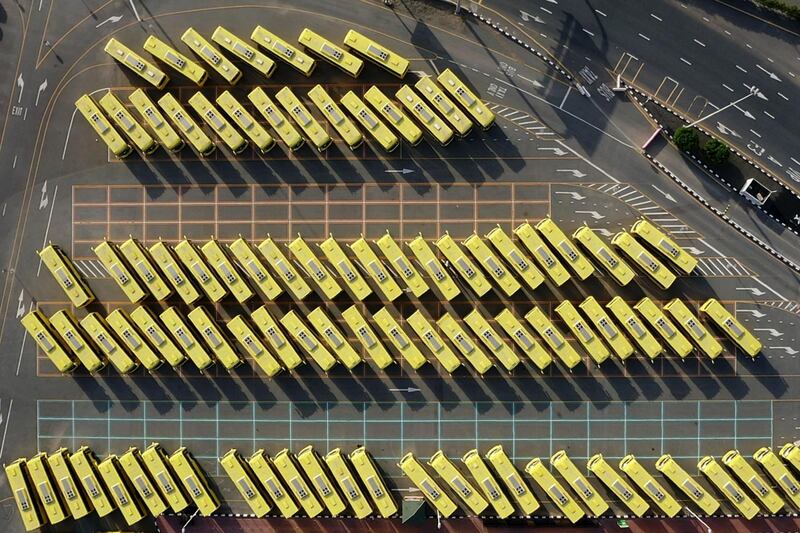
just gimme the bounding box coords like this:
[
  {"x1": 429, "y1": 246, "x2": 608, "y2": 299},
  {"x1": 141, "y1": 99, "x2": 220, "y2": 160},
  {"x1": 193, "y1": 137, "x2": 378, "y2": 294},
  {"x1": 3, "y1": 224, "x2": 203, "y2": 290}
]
[
  {"x1": 464, "y1": 309, "x2": 520, "y2": 372},
  {"x1": 343, "y1": 30, "x2": 409, "y2": 78},
  {"x1": 525, "y1": 457, "x2": 584, "y2": 523},
  {"x1": 524, "y1": 307, "x2": 582, "y2": 370},
  {"x1": 536, "y1": 218, "x2": 594, "y2": 281},
  {"x1": 251, "y1": 305, "x2": 303, "y2": 370},
  {"x1": 174, "y1": 238, "x2": 227, "y2": 303},
  {"x1": 149, "y1": 240, "x2": 201, "y2": 305},
  {"x1": 181, "y1": 27, "x2": 241, "y2": 84},
  {"x1": 69, "y1": 446, "x2": 115, "y2": 517},
  {"x1": 143, "y1": 35, "x2": 207, "y2": 86},
  {"x1": 753, "y1": 447, "x2": 800, "y2": 508},
  {"x1": 217, "y1": 91, "x2": 274, "y2": 154},
  {"x1": 299, "y1": 28, "x2": 363, "y2": 77},
  {"x1": 611, "y1": 232, "x2": 676, "y2": 290},
  {"x1": 396, "y1": 85, "x2": 454, "y2": 146},
  {"x1": 212, "y1": 26, "x2": 276, "y2": 78},
  {"x1": 342, "y1": 306, "x2": 393, "y2": 369},
  {"x1": 226, "y1": 315, "x2": 282, "y2": 377},
  {"x1": 573, "y1": 225, "x2": 635, "y2": 286},
  {"x1": 5, "y1": 459, "x2": 46, "y2": 531},
  {"x1": 631, "y1": 218, "x2": 698, "y2": 275},
  {"x1": 513, "y1": 222, "x2": 570, "y2": 286},
  {"x1": 98, "y1": 91, "x2": 157, "y2": 154},
  {"x1": 721, "y1": 449, "x2": 784, "y2": 514},
  {"x1": 188, "y1": 307, "x2": 242, "y2": 370},
  {"x1": 129, "y1": 89, "x2": 184, "y2": 152},
  {"x1": 663, "y1": 299, "x2": 723, "y2": 360},
  {"x1": 248, "y1": 450, "x2": 300, "y2": 518},
  {"x1": 399, "y1": 452, "x2": 457, "y2": 517},
  {"x1": 700, "y1": 298, "x2": 762, "y2": 358},
  {"x1": 350, "y1": 447, "x2": 398, "y2": 518},
  {"x1": 588, "y1": 453, "x2": 649, "y2": 517},
  {"x1": 463, "y1": 233, "x2": 521, "y2": 297},
  {"x1": 495, "y1": 309, "x2": 551, "y2": 371},
  {"x1": 97, "y1": 455, "x2": 147, "y2": 525},
  {"x1": 257, "y1": 236, "x2": 312, "y2": 300},
  {"x1": 157, "y1": 92, "x2": 215, "y2": 157},
  {"x1": 350, "y1": 236, "x2": 403, "y2": 301},
  {"x1": 107, "y1": 309, "x2": 163, "y2": 371},
  {"x1": 308, "y1": 307, "x2": 362, "y2": 369},
  {"x1": 428, "y1": 450, "x2": 488, "y2": 515},
  {"x1": 485, "y1": 225, "x2": 545, "y2": 291},
  {"x1": 219, "y1": 449, "x2": 271, "y2": 517},
  {"x1": 606, "y1": 297, "x2": 663, "y2": 360},
  {"x1": 248, "y1": 87, "x2": 305, "y2": 151},
  {"x1": 364, "y1": 86, "x2": 422, "y2": 145},
  {"x1": 555, "y1": 301, "x2": 611, "y2": 365},
  {"x1": 38, "y1": 244, "x2": 95, "y2": 308},
  {"x1": 698, "y1": 456, "x2": 758, "y2": 519},
  {"x1": 307, "y1": 85, "x2": 363, "y2": 150},
  {"x1": 462, "y1": 449, "x2": 514, "y2": 518},
  {"x1": 437, "y1": 68, "x2": 495, "y2": 129},
  {"x1": 297, "y1": 446, "x2": 347, "y2": 516},
  {"x1": 94, "y1": 239, "x2": 147, "y2": 303},
  {"x1": 320, "y1": 235, "x2": 372, "y2": 301},
  {"x1": 50, "y1": 310, "x2": 105, "y2": 373},
  {"x1": 160, "y1": 307, "x2": 214, "y2": 371},
  {"x1": 188, "y1": 92, "x2": 248, "y2": 154},
  {"x1": 407, "y1": 310, "x2": 461, "y2": 373},
  {"x1": 486, "y1": 445, "x2": 539, "y2": 515},
  {"x1": 325, "y1": 448, "x2": 373, "y2": 519},
  {"x1": 280, "y1": 310, "x2": 337, "y2": 371},
  {"x1": 75, "y1": 94, "x2": 133, "y2": 158},
  {"x1": 201, "y1": 238, "x2": 253, "y2": 303},
  {"x1": 340, "y1": 90, "x2": 399, "y2": 152},
  {"x1": 80, "y1": 312, "x2": 139, "y2": 374},
  {"x1": 119, "y1": 238, "x2": 172, "y2": 301},
  {"x1": 46, "y1": 448, "x2": 89, "y2": 519},
  {"x1": 373, "y1": 307, "x2": 427, "y2": 370},
  {"x1": 289, "y1": 235, "x2": 342, "y2": 299},
  {"x1": 141, "y1": 443, "x2": 190, "y2": 513},
  {"x1": 579, "y1": 297, "x2": 635, "y2": 361},
  {"x1": 619, "y1": 455, "x2": 681, "y2": 517},
  {"x1": 229, "y1": 237, "x2": 282, "y2": 299},
  {"x1": 169, "y1": 447, "x2": 220, "y2": 516},
  {"x1": 415, "y1": 76, "x2": 473, "y2": 137},
  {"x1": 272, "y1": 449, "x2": 324, "y2": 518},
  {"x1": 104, "y1": 37, "x2": 168, "y2": 89},
  {"x1": 656, "y1": 454, "x2": 719, "y2": 515},
  {"x1": 375, "y1": 231, "x2": 429, "y2": 297},
  {"x1": 276, "y1": 87, "x2": 331, "y2": 151},
  {"x1": 779, "y1": 443, "x2": 800, "y2": 474},
  {"x1": 119, "y1": 447, "x2": 168, "y2": 516},
  {"x1": 435, "y1": 232, "x2": 491, "y2": 296},
  {"x1": 437, "y1": 313, "x2": 493, "y2": 375},
  {"x1": 634, "y1": 297, "x2": 693, "y2": 359},
  {"x1": 251, "y1": 25, "x2": 316, "y2": 76},
  {"x1": 130, "y1": 306, "x2": 185, "y2": 368},
  {"x1": 22, "y1": 310, "x2": 78, "y2": 373}
]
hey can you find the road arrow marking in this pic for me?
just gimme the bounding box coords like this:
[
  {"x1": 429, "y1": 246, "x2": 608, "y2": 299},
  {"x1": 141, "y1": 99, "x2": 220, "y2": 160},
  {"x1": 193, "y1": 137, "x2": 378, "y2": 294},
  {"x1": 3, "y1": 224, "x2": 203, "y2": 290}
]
[
  {"x1": 591, "y1": 227, "x2": 613, "y2": 237},
  {"x1": 16, "y1": 75, "x2": 24, "y2": 103},
  {"x1": 651, "y1": 185, "x2": 677, "y2": 203},
  {"x1": 767, "y1": 155, "x2": 782, "y2": 167},
  {"x1": 554, "y1": 191, "x2": 586, "y2": 201},
  {"x1": 538, "y1": 147, "x2": 568, "y2": 156},
  {"x1": 392, "y1": 487, "x2": 422, "y2": 493},
  {"x1": 35, "y1": 79, "x2": 47, "y2": 107},
  {"x1": 733, "y1": 104, "x2": 755, "y2": 120},
  {"x1": 754, "y1": 328, "x2": 783, "y2": 338},
  {"x1": 575, "y1": 210, "x2": 605, "y2": 220},
  {"x1": 738, "y1": 309, "x2": 766, "y2": 318},
  {"x1": 96, "y1": 15, "x2": 123, "y2": 28},
  {"x1": 384, "y1": 168, "x2": 414, "y2": 174},
  {"x1": 756, "y1": 64, "x2": 782, "y2": 82},
  {"x1": 388, "y1": 387, "x2": 421, "y2": 393},
  {"x1": 715, "y1": 122, "x2": 741, "y2": 138},
  {"x1": 682, "y1": 246, "x2": 705, "y2": 255},
  {"x1": 16, "y1": 290, "x2": 26, "y2": 319},
  {"x1": 556, "y1": 169, "x2": 587, "y2": 178},
  {"x1": 517, "y1": 74, "x2": 544, "y2": 88},
  {"x1": 39, "y1": 180, "x2": 48, "y2": 210},
  {"x1": 736, "y1": 287, "x2": 766, "y2": 297},
  {"x1": 770, "y1": 346, "x2": 798, "y2": 355}
]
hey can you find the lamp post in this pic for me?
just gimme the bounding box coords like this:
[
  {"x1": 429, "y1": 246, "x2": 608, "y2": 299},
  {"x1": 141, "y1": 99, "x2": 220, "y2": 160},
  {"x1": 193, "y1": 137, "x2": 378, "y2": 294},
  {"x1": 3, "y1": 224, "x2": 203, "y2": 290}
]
[{"x1": 687, "y1": 86, "x2": 761, "y2": 128}]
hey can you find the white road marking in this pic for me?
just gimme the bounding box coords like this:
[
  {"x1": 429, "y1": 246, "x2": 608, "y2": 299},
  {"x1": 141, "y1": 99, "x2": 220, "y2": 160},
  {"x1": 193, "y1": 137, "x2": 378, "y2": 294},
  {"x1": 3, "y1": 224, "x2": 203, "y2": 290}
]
[
  {"x1": 638, "y1": 33, "x2": 650, "y2": 41},
  {"x1": 790, "y1": 157, "x2": 800, "y2": 166},
  {"x1": 35, "y1": 185, "x2": 58, "y2": 277},
  {"x1": 680, "y1": 57, "x2": 692, "y2": 66},
  {"x1": 595, "y1": 9, "x2": 607, "y2": 17},
  {"x1": 777, "y1": 92, "x2": 789, "y2": 101},
  {"x1": 722, "y1": 83, "x2": 734, "y2": 92},
  {"x1": 693, "y1": 39, "x2": 706, "y2": 47},
  {"x1": 698, "y1": 238, "x2": 726, "y2": 257},
  {"x1": 764, "y1": 111, "x2": 775, "y2": 119},
  {"x1": 583, "y1": 29, "x2": 595, "y2": 37},
  {"x1": 736, "y1": 65, "x2": 747, "y2": 73},
  {"x1": 558, "y1": 86, "x2": 571, "y2": 109},
  {"x1": 16, "y1": 302, "x2": 33, "y2": 376},
  {"x1": 0, "y1": 399, "x2": 13, "y2": 460},
  {"x1": 751, "y1": 276, "x2": 788, "y2": 301},
  {"x1": 12, "y1": 155, "x2": 17, "y2": 168},
  {"x1": 555, "y1": 140, "x2": 620, "y2": 183},
  {"x1": 750, "y1": 129, "x2": 761, "y2": 138},
  {"x1": 650, "y1": 13, "x2": 662, "y2": 21},
  {"x1": 541, "y1": 7, "x2": 553, "y2": 14}
]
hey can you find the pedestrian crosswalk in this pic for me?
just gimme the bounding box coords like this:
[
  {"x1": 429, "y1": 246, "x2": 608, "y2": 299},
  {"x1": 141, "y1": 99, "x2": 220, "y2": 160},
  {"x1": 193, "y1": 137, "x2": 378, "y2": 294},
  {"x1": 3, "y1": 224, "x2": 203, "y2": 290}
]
[
  {"x1": 486, "y1": 103, "x2": 556, "y2": 137},
  {"x1": 693, "y1": 257, "x2": 752, "y2": 277}
]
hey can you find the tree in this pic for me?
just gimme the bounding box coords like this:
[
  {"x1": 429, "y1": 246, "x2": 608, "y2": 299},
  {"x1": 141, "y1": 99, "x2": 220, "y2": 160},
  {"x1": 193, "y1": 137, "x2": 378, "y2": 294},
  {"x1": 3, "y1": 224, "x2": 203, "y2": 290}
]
[
  {"x1": 673, "y1": 127, "x2": 699, "y2": 153},
  {"x1": 702, "y1": 138, "x2": 731, "y2": 165}
]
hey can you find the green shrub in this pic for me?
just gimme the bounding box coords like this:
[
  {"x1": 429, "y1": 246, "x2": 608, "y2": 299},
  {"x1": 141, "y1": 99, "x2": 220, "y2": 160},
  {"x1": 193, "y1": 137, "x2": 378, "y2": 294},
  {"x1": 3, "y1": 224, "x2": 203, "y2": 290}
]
[
  {"x1": 673, "y1": 127, "x2": 699, "y2": 153},
  {"x1": 702, "y1": 138, "x2": 731, "y2": 166},
  {"x1": 753, "y1": 0, "x2": 800, "y2": 21}
]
